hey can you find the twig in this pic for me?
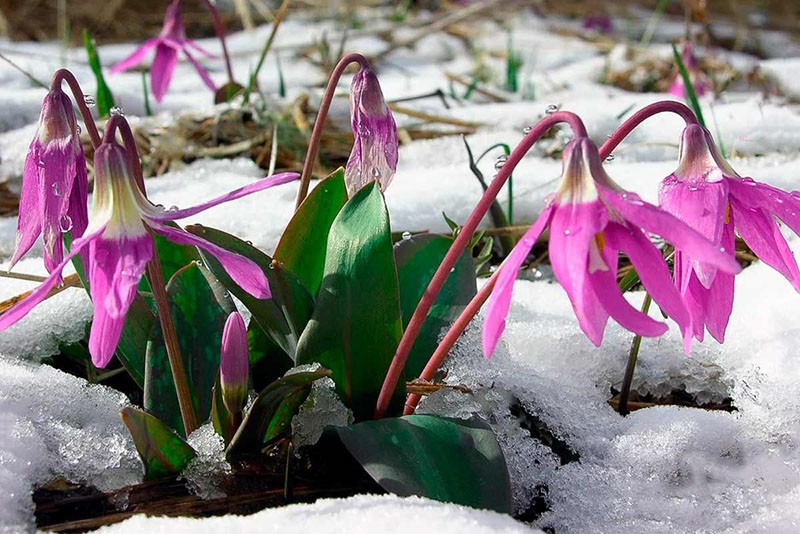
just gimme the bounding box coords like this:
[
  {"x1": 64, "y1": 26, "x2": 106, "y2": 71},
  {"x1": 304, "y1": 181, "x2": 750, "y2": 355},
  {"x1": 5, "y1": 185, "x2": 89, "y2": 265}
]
[{"x1": 0, "y1": 274, "x2": 81, "y2": 315}]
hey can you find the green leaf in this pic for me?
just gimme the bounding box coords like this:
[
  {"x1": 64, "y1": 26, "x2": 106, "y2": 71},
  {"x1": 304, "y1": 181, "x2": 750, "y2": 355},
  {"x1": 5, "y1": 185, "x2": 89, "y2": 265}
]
[
  {"x1": 394, "y1": 234, "x2": 477, "y2": 378},
  {"x1": 211, "y1": 377, "x2": 237, "y2": 446},
  {"x1": 248, "y1": 319, "x2": 293, "y2": 392},
  {"x1": 83, "y1": 30, "x2": 115, "y2": 117},
  {"x1": 672, "y1": 43, "x2": 706, "y2": 127},
  {"x1": 295, "y1": 183, "x2": 404, "y2": 420},
  {"x1": 120, "y1": 406, "x2": 197, "y2": 481},
  {"x1": 274, "y1": 169, "x2": 348, "y2": 296},
  {"x1": 226, "y1": 368, "x2": 330, "y2": 459},
  {"x1": 145, "y1": 263, "x2": 235, "y2": 436},
  {"x1": 186, "y1": 225, "x2": 314, "y2": 360},
  {"x1": 153, "y1": 224, "x2": 200, "y2": 282},
  {"x1": 331, "y1": 414, "x2": 512, "y2": 513}
]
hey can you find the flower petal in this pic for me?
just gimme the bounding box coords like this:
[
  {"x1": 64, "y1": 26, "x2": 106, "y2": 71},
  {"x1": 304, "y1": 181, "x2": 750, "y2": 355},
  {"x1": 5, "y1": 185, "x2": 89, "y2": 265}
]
[
  {"x1": 601, "y1": 185, "x2": 740, "y2": 275},
  {"x1": 151, "y1": 43, "x2": 178, "y2": 101},
  {"x1": 10, "y1": 152, "x2": 42, "y2": 268},
  {"x1": 589, "y1": 266, "x2": 669, "y2": 338},
  {"x1": 143, "y1": 172, "x2": 299, "y2": 222},
  {"x1": 0, "y1": 227, "x2": 103, "y2": 331},
  {"x1": 658, "y1": 175, "x2": 729, "y2": 287},
  {"x1": 87, "y1": 234, "x2": 153, "y2": 368},
  {"x1": 703, "y1": 221, "x2": 736, "y2": 342},
  {"x1": 181, "y1": 46, "x2": 217, "y2": 92},
  {"x1": 483, "y1": 205, "x2": 555, "y2": 357},
  {"x1": 730, "y1": 196, "x2": 800, "y2": 291},
  {"x1": 605, "y1": 222, "x2": 691, "y2": 350},
  {"x1": 149, "y1": 222, "x2": 270, "y2": 299},
  {"x1": 110, "y1": 39, "x2": 159, "y2": 74}
]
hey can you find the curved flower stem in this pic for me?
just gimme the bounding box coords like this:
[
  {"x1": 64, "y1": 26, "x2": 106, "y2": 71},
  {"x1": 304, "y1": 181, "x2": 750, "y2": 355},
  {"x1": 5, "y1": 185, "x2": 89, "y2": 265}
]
[
  {"x1": 404, "y1": 270, "x2": 498, "y2": 415},
  {"x1": 375, "y1": 111, "x2": 588, "y2": 419},
  {"x1": 51, "y1": 69, "x2": 102, "y2": 148},
  {"x1": 599, "y1": 100, "x2": 698, "y2": 160},
  {"x1": 106, "y1": 115, "x2": 199, "y2": 436},
  {"x1": 202, "y1": 0, "x2": 235, "y2": 85},
  {"x1": 294, "y1": 52, "x2": 370, "y2": 210}
]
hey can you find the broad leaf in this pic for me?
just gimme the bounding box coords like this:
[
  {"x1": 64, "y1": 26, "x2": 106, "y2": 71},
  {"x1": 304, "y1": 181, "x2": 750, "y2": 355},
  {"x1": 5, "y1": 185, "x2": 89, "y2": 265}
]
[
  {"x1": 394, "y1": 234, "x2": 477, "y2": 378},
  {"x1": 145, "y1": 263, "x2": 235, "y2": 436},
  {"x1": 226, "y1": 368, "x2": 330, "y2": 459},
  {"x1": 248, "y1": 319, "x2": 293, "y2": 391},
  {"x1": 331, "y1": 414, "x2": 512, "y2": 513},
  {"x1": 274, "y1": 169, "x2": 348, "y2": 296},
  {"x1": 186, "y1": 225, "x2": 314, "y2": 359},
  {"x1": 120, "y1": 406, "x2": 197, "y2": 481},
  {"x1": 295, "y1": 183, "x2": 404, "y2": 420},
  {"x1": 211, "y1": 377, "x2": 237, "y2": 446}
]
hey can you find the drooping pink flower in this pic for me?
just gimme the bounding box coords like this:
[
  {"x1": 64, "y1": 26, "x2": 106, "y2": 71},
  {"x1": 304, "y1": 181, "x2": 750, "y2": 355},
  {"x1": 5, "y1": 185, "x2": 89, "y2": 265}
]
[
  {"x1": 659, "y1": 124, "x2": 800, "y2": 343},
  {"x1": 110, "y1": 0, "x2": 215, "y2": 101},
  {"x1": 11, "y1": 87, "x2": 88, "y2": 280},
  {"x1": 669, "y1": 42, "x2": 712, "y2": 99},
  {"x1": 220, "y1": 311, "x2": 249, "y2": 413},
  {"x1": 0, "y1": 134, "x2": 297, "y2": 368},
  {"x1": 344, "y1": 67, "x2": 398, "y2": 197},
  {"x1": 482, "y1": 138, "x2": 741, "y2": 357},
  {"x1": 583, "y1": 15, "x2": 613, "y2": 34}
]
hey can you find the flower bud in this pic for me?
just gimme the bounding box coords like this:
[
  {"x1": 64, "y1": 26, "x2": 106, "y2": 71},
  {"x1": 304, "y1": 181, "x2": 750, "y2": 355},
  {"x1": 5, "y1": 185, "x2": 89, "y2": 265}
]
[{"x1": 220, "y1": 311, "x2": 249, "y2": 413}]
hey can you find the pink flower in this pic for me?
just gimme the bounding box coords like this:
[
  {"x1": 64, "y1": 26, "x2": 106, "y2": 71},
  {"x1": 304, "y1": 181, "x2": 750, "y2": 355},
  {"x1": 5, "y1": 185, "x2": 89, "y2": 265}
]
[
  {"x1": 482, "y1": 138, "x2": 741, "y2": 357},
  {"x1": 11, "y1": 88, "x2": 88, "y2": 280},
  {"x1": 220, "y1": 311, "x2": 249, "y2": 413},
  {"x1": 110, "y1": 0, "x2": 215, "y2": 101},
  {"x1": 659, "y1": 124, "x2": 800, "y2": 343},
  {"x1": 669, "y1": 42, "x2": 712, "y2": 99},
  {"x1": 345, "y1": 67, "x2": 398, "y2": 197},
  {"x1": 0, "y1": 131, "x2": 297, "y2": 368}
]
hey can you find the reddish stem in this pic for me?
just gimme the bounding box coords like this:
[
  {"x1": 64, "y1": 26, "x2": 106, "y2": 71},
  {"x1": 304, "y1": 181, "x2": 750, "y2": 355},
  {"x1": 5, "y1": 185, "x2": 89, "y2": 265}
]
[
  {"x1": 599, "y1": 100, "x2": 698, "y2": 159},
  {"x1": 404, "y1": 271, "x2": 498, "y2": 415},
  {"x1": 294, "y1": 52, "x2": 370, "y2": 210},
  {"x1": 51, "y1": 69, "x2": 102, "y2": 148},
  {"x1": 202, "y1": 0, "x2": 235, "y2": 85},
  {"x1": 375, "y1": 111, "x2": 587, "y2": 419},
  {"x1": 105, "y1": 115, "x2": 200, "y2": 436}
]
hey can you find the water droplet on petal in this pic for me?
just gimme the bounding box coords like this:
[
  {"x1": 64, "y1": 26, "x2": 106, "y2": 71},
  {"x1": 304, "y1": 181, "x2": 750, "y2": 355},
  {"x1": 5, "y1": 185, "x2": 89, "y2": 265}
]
[
  {"x1": 401, "y1": 231, "x2": 412, "y2": 241},
  {"x1": 741, "y1": 177, "x2": 757, "y2": 186},
  {"x1": 37, "y1": 159, "x2": 45, "y2": 168},
  {"x1": 564, "y1": 229, "x2": 571, "y2": 236},
  {"x1": 83, "y1": 95, "x2": 96, "y2": 107},
  {"x1": 168, "y1": 205, "x2": 178, "y2": 212},
  {"x1": 76, "y1": 124, "x2": 81, "y2": 135},
  {"x1": 719, "y1": 246, "x2": 726, "y2": 252},
  {"x1": 523, "y1": 126, "x2": 532, "y2": 135},
  {"x1": 545, "y1": 104, "x2": 560, "y2": 115},
  {"x1": 60, "y1": 214, "x2": 73, "y2": 233},
  {"x1": 371, "y1": 167, "x2": 381, "y2": 178},
  {"x1": 605, "y1": 154, "x2": 615, "y2": 162},
  {"x1": 109, "y1": 106, "x2": 124, "y2": 116},
  {"x1": 494, "y1": 154, "x2": 509, "y2": 171},
  {"x1": 51, "y1": 182, "x2": 61, "y2": 197},
  {"x1": 358, "y1": 123, "x2": 371, "y2": 137}
]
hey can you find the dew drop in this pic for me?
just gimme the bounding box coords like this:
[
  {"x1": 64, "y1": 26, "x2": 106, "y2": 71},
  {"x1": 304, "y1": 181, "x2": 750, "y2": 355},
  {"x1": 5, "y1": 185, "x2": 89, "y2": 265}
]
[
  {"x1": 401, "y1": 231, "x2": 412, "y2": 241},
  {"x1": 37, "y1": 159, "x2": 45, "y2": 168},
  {"x1": 76, "y1": 124, "x2": 81, "y2": 135},
  {"x1": 371, "y1": 167, "x2": 381, "y2": 178},
  {"x1": 358, "y1": 123, "x2": 371, "y2": 137},
  {"x1": 605, "y1": 154, "x2": 615, "y2": 162},
  {"x1": 109, "y1": 106, "x2": 124, "y2": 116},
  {"x1": 95, "y1": 249, "x2": 109, "y2": 266},
  {"x1": 449, "y1": 267, "x2": 455, "y2": 273},
  {"x1": 523, "y1": 126, "x2": 532, "y2": 135},
  {"x1": 194, "y1": 260, "x2": 204, "y2": 267},
  {"x1": 494, "y1": 154, "x2": 509, "y2": 171},
  {"x1": 564, "y1": 229, "x2": 571, "y2": 236},
  {"x1": 168, "y1": 205, "x2": 178, "y2": 212},
  {"x1": 83, "y1": 95, "x2": 96, "y2": 107},
  {"x1": 246, "y1": 240, "x2": 253, "y2": 245},
  {"x1": 719, "y1": 246, "x2": 726, "y2": 252},
  {"x1": 51, "y1": 182, "x2": 61, "y2": 197},
  {"x1": 741, "y1": 177, "x2": 757, "y2": 186},
  {"x1": 59, "y1": 214, "x2": 73, "y2": 233},
  {"x1": 545, "y1": 104, "x2": 560, "y2": 115}
]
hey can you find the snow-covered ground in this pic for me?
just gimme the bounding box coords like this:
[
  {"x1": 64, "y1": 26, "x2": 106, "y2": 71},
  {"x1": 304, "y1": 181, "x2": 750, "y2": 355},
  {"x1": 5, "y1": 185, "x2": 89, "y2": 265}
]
[{"x1": 1, "y1": 5, "x2": 799, "y2": 533}]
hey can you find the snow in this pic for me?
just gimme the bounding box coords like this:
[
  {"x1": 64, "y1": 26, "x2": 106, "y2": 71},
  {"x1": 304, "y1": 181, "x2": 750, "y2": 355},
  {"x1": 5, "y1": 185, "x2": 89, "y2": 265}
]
[
  {"x1": 0, "y1": 2, "x2": 800, "y2": 533},
  {"x1": 97, "y1": 494, "x2": 537, "y2": 534}
]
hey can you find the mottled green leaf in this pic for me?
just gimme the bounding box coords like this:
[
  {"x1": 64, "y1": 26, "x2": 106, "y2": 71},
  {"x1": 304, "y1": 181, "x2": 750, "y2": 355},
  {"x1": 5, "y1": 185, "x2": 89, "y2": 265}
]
[
  {"x1": 120, "y1": 406, "x2": 197, "y2": 481},
  {"x1": 274, "y1": 169, "x2": 348, "y2": 296},
  {"x1": 331, "y1": 414, "x2": 511, "y2": 513},
  {"x1": 295, "y1": 183, "x2": 404, "y2": 420}
]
